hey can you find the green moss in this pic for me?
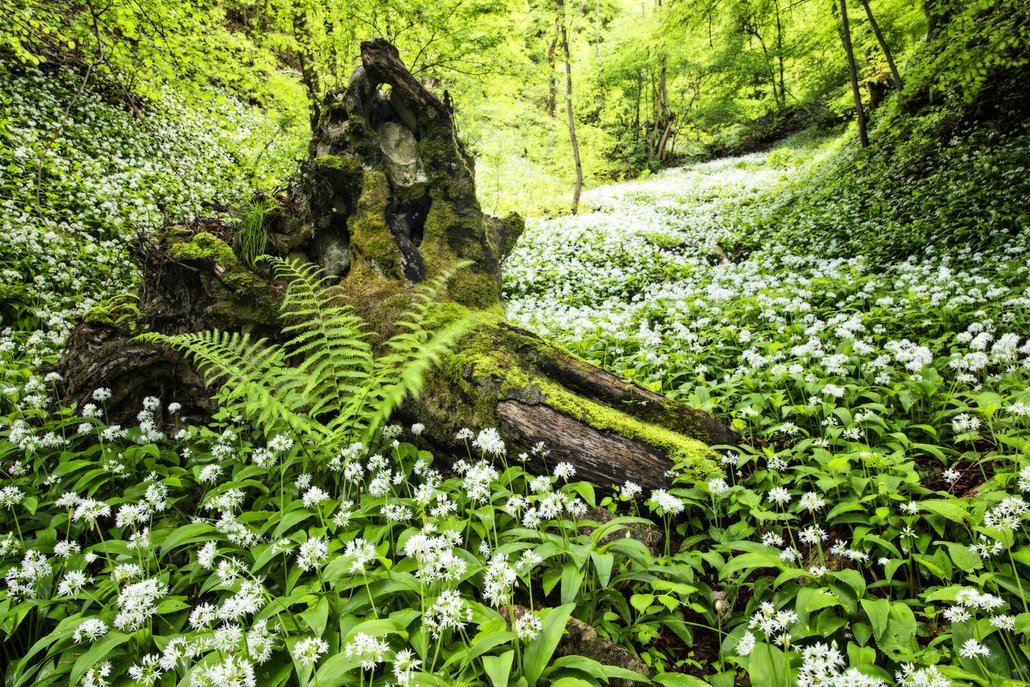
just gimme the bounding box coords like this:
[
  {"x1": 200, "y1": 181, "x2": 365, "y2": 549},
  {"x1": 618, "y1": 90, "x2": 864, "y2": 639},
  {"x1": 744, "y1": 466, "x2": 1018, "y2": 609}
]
[
  {"x1": 166, "y1": 231, "x2": 240, "y2": 267},
  {"x1": 444, "y1": 270, "x2": 499, "y2": 313},
  {"x1": 349, "y1": 170, "x2": 402, "y2": 279},
  {"x1": 420, "y1": 197, "x2": 500, "y2": 311},
  {"x1": 442, "y1": 317, "x2": 719, "y2": 478},
  {"x1": 535, "y1": 376, "x2": 717, "y2": 478},
  {"x1": 163, "y1": 229, "x2": 281, "y2": 322},
  {"x1": 308, "y1": 153, "x2": 363, "y2": 191},
  {"x1": 83, "y1": 294, "x2": 140, "y2": 331}
]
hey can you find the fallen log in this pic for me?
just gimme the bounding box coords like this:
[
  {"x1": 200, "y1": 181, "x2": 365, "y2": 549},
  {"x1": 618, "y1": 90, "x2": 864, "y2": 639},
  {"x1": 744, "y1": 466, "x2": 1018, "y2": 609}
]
[{"x1": 57, "y1": 39, "x2": 737, "y2": 489}]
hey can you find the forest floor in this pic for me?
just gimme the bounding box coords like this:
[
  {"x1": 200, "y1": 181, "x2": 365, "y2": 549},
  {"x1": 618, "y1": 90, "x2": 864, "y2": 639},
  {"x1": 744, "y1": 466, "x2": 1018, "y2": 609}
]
[
  {"x1": 504, "y1": 142, "x2": 1030, "y2": 678},
  {"x1": 2, "y1": 67, "x2": 1030, "y2": 684}
]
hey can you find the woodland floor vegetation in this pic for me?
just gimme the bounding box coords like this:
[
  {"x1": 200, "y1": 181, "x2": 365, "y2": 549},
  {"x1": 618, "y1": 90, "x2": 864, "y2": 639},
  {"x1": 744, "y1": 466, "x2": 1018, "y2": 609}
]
[{"x1": 2, "y1": 0, "x2": 1030, "y2": 685}]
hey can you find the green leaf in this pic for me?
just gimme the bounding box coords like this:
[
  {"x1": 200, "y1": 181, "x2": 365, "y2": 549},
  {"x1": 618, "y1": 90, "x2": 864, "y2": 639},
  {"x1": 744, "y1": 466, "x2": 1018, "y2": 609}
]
[
  {"x1": 630, "y1": 594, "x2": 655, "y2": 614},
  {"x1": 945, "y1": 542, "x2": 982, "y2": 573},
  {"x1": 718, "y1": 551, "x2": 784, "y2": 578},
  {"x1": 920, "y1": 499, "x2": 968, "y2": 523},
  {"x1": 523, "y1": 603, "x2": 575, "y2": 687},
  {"x1": 796, "y1": 588, "x2": 843, "y2": 626},
  {"x1": 312, "y1": 652, "x2": 363, "y2": 687},
  {"x1": 549, "y1": 655, "x2": 649, "y2": 682},
  {"x1": 157, "y1": 522, "x2": 217, "y2": 555},
  {"x1": 747, "y1": 642, "x2": 787, "y2": 687},
  {"x1": 861, "y1": 598, "x2": 890, "y2": 641},
  {"x1": 70, "y1": 631, "x2": 131, "y2": 685},
  {"x1": 483, "y1": 650, "x2": 514, "y2": 687},
  {"x1": 548, "y1": 679, "x2": 595, "y2": 687},
  {"x1": 652, "y1": 673, "x2": 712, "y2": 687},
  {"x1": 590, "y1": 551, "x2": 614, "y2": 589},
  {"x1": 879, "y1": 603, "x2": 919, "y2": 660},
  {"x1": 561, "y1": 565, "x2": 585, "y2": 605},
  {"x1": 301, "y1": 595, "x2": 330, "y2": 636}
]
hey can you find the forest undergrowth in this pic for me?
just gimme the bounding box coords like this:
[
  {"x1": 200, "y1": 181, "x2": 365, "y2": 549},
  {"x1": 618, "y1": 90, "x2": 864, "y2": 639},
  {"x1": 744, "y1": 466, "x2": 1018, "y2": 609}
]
[{"x1": 2, "y1": 60, "x2": 1030, "y2": 687}]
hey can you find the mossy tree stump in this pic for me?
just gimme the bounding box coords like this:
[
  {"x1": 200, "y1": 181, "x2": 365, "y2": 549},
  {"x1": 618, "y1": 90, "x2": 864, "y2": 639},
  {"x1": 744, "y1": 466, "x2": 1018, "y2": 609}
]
[{"x1": 57, "y1": 39, "x2": 736, "y2": 489}]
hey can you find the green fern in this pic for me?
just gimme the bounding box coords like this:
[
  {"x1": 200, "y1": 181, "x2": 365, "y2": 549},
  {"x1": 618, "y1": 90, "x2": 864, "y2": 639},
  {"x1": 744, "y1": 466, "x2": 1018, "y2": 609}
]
[{"x1": 136, "y1": 256, "x2": 472, "y2": 446}]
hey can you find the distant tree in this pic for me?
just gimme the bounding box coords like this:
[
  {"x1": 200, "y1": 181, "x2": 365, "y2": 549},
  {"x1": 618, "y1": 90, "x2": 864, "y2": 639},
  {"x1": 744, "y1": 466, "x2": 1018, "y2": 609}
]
[
  {"x1": 836, "y1": 0, "x2": 869, "y2": 146},
  {"x1": 555, "y1": 0, "x2": 584, "y2": 213},
  {"x1": 858, "y1": 0, "x2": 903, "y2": 92}
]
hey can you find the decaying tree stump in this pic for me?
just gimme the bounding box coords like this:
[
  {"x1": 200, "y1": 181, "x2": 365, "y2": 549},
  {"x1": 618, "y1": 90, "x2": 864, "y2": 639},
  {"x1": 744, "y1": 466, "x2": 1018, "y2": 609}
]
[{"x1": 57, "y1": 39, "x2": 737, "y2": 489}]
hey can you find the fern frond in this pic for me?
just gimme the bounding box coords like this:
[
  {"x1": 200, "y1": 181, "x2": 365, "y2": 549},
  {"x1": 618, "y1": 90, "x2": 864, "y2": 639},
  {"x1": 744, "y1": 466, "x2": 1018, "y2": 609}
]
[
  {"x1": 353, "y1": 316, "x2": 471, "y2": 444},
  {"x1": 136, "y1": 330, "x2": 324, "y2": 438},
  {"x1": 264, "y1": 256, "x2": 375, "y2": 419},
  {"x1": 342, "y1": 263, "x2": 474, "y2": 443},
  {"x1": 139, "y1": 257, "x2": 470, "y2": 448}
]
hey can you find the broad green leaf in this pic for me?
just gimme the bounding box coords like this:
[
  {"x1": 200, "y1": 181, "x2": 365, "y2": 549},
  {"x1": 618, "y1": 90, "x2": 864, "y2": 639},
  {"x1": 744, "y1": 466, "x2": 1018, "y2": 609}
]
[
  {"x1": 630, "y1": 594, "x2": 655, "y2": 614},
  {"x1": 747, "y1": 642, "x2": 786, "y2": 687},
  {"x1": 482, "y1": 650, "x2": 514, "y2": 687},
  {"x1": 523, "y1": 603, "x2": 575, "y2": 687},
  {"x1": 157, "y1": 523, "x2": 217, "y2": 555},
  {"x1": 920, "y1": 499, "x2": 968, "y2": 523},
  {"x1": 70, "y1": 631, "x2": 131, "y2": 685},
  {"x1": 652, "y1": 672, "x2": 711, "y2": 687},
  {"x1": 879, "y1": 603, "x2": 919, "y2": 660},
  {"x1": 796, "y1": 588, "x2": 843, "y2": 626},
  {"x1": 861, "y1": 598, "x2": 890, "y2": 641},
  {"x1": 549, "y1": 655, "x2": 648, "y2": 682},
  {"x1": 945, "y1": 542, "x2": 982, "y2": 573},
  {"x1": 590, "y1": 551, "x2": 614, "y2": 589}
]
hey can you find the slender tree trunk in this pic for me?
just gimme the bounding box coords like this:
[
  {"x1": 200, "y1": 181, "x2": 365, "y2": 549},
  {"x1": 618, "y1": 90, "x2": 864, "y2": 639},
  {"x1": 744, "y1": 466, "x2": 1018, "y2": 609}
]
[
  {"x1": 632, "y1": 70, "x2": 643, "y2": 148},
  {"x1": 655, "y1": 56, "x2": 674, "y2": 162},
  {"x1": 291, "y1": 13, "x2": 322, "y2": 132},
  {"x1": 774, "y1": 0, "x2": 787, "y2": 105},
  {"x1": 750, "y1": 29, "x2": 780, "y2": 109},
  {"x1": 546, "y1": 24, "x2": 559, "y2": 156},
  {"x1": 837, "y1": 0, "x2": 869, "y2": 147},
  {"x1": 557, "y1": 0, "x2": 584, "y2": 213},
  {"x1": 859, "y1": 0, "x2": 903, "y2": 91},
  {"x1": 647, "y1": 67, "x2": 658, "y2": 161}
]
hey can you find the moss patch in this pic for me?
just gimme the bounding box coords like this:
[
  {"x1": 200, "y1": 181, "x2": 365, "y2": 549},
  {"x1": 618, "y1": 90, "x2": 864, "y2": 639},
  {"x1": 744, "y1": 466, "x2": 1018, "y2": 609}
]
[
  {"x1": 348, "y1": 170, "x2": 402, "y2": 280},
  {"x1": 440, "y1": 316, "x2": 719, "y2": 478},
  {"x1": 162, "y1": 228, "x2": 281, "y2": 324},
  {"x1": 308, "y1": 153, "x2": 363, "y2": 196}
]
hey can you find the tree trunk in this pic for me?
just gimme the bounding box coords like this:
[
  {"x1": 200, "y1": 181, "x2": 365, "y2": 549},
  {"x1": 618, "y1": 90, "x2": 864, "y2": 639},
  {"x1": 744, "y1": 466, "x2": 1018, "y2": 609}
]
[
  {"x1": 557, "y1": 0, "x2": 584, "y2": 214},
  {"x1": 774, "y1": 0, "x2": 787, "y2": 105},
  {"x1": 837, "y1": 0, "x2": 869, "y2": 147},
  {"x1": 545, "y1": 26, "x2": 559, "y2": 157},
  {"x1": 56, "y1": 39, "x2": 736, "y2": 491},
  {"x1": 291, "y1": 11, "x2": 323, "y2": 133},
  {"x1": 594, "y1": 0, "x2": 606, "y2": 113},
  {"x1": 858, "y1": 0, "x2": 903, "y2": 92},
  {"x1": 654, "y1": 55, "x2": 675, "y2": 163}
]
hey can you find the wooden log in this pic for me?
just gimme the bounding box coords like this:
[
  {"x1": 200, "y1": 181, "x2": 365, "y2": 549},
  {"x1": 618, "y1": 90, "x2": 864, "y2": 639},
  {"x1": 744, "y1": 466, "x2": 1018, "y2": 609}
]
[{"x1": 56, "y1": 38, "x2": 737, "y2": 489}]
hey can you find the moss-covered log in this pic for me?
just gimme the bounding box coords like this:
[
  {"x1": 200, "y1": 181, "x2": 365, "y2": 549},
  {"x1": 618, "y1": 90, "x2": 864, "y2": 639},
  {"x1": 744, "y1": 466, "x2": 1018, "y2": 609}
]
[{"x1": 57, "y1": 39, "x2": 737, "y2": 490}]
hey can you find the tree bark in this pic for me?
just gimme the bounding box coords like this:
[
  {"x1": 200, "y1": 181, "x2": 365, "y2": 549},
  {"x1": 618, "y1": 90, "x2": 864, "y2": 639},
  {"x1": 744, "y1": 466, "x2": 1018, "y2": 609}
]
[
  {"x1": 774, "y1": 0, "x2": 787, "y2": 106},
  {"x1": 858, "y1": 0, "x2": 903, "y2": 92},
  {"x1": 546, "y1": 21, "x2": 559, "y2": 157},
  {"x1": 57, "y1": 39, "x2": 736, "y2": 491},
  {"x1": 557, "y1": 0, "x2": 584, "y2": 214},
  {"x1": 837, "y1": 0, "x2": 869, "y2": 147}
]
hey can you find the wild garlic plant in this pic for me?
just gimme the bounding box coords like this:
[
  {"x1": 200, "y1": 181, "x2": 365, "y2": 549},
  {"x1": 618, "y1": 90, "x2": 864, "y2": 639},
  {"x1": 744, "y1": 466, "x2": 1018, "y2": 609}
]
[
  {"x1": 505, "y1": 143, "x2": 1030, "y2": 683},
  {"x1": 0, "y1": 381, "x2": 661, "y2": 687},
  {"x1": 5, "y1": 81, "x2": 1030, "y2": 685}
]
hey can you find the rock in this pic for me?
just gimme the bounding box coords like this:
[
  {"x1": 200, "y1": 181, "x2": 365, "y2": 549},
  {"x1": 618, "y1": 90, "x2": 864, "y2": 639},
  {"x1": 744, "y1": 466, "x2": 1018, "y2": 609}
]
[
  {"x1": 378, "y1": 121, "x2": 427, "y2": 191},
  {"x1": 555, "y1": 616, "x2": 655, "y2": 687},
  {"x1": 501, "y1": 606, "x2": 652, "y2": 687}
]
